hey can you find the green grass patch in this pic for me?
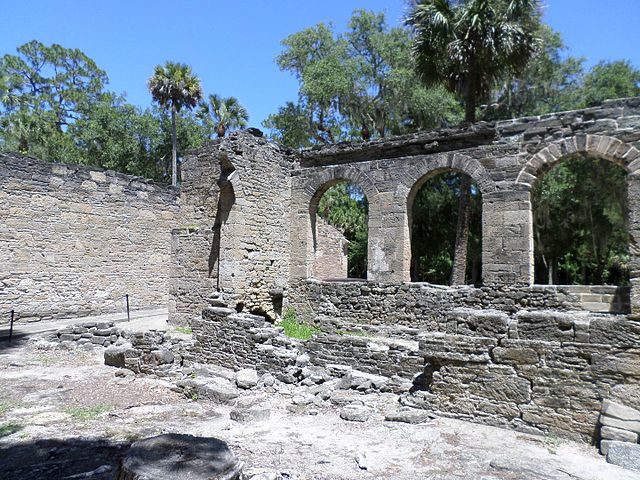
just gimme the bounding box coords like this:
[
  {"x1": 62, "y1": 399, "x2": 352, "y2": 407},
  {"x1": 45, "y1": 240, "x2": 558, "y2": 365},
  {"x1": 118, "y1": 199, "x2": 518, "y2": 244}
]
[
  {"x1": 278, "y1": 307, "x2": 320, "y2": 340},
  {"x1": 65, "y1": 405, "x2": 110, "y2": 421},
  {"x1": 0, "y1": 401, "x2": 17, "y2": 417},
  {"x1": 174, "y1": 326, "x2": 192, "y2": 335},
  {"x1": 0, "y1": 421, "x2": 22, "y2": 438}
]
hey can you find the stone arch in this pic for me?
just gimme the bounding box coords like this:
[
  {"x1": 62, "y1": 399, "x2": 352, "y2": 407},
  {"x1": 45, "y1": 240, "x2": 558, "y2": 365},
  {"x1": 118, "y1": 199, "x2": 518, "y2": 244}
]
[
  {"x1": 301, "y1": 165, "x2": 378, "y2": 209},
  {"x1": 517, "y1": 134, "x2": 640, "y2": 296},
  {"x1": 402, "y1": 152, "x2": 497, "y2": 204},
  {"x1": 304, "y1": 167, "x2": 377, "y2": 280},
  {"x1": 402, "y1": 153, "x2": 495, "y2": 283},
  {"x1": 516, "y1": 134, "x2": 640, "y2": 187}
]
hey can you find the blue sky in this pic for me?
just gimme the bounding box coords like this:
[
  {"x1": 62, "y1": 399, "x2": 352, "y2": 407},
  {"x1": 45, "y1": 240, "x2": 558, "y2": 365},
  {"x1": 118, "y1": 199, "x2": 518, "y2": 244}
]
[{"x1": 1, "y1": 1, "x2": 639, "y2": 128}]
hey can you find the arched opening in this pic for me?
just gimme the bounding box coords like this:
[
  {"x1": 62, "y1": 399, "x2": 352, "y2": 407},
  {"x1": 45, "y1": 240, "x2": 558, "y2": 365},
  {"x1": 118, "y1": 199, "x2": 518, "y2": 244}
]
[
  {"x1": 310, "y1": 181, "x2": 368, "y2": 280},
  {"x1": 408, "y1": 171, "x2": 482, "y2": 285},
  {"x1": 532, "y1": 155, "x2": 629, "y2": 285}
]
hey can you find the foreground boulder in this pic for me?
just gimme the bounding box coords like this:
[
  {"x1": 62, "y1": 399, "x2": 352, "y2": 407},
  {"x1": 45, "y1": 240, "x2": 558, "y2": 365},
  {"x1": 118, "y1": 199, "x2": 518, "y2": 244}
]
[{"x1": 116, "y1": 434, "x2": 242, "y2": 480}]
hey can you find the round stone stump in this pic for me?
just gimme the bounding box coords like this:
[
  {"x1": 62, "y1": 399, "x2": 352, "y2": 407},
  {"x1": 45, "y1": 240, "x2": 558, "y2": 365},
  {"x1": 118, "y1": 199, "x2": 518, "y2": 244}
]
[{"x1": 116, "y1": 433, "x2": 243, "y2": 480}]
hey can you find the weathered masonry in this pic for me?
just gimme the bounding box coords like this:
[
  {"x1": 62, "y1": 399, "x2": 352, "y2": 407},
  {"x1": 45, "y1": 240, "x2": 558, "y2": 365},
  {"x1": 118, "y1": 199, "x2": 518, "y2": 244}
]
[
  {"x1": 0, "y1": 154, "x2": 180, "y2": 323},
  {"x1": 176, "y1": 97, "x2": 640, "y2": 442},
  {"x1": 3, "y1": 97, "x2": 640, "y2": 443}
]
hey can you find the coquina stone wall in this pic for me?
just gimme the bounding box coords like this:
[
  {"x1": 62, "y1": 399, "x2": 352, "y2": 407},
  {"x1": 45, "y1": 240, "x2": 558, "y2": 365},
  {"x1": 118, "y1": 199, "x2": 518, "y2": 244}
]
[
  {"x1": 172, "y1": 131, "x2": 297, "y2": 323},
  {"x1": 311, "y1": 219, "x2": 349, "y2": 280},
  {"x1": 289, "y1": 97, "x2": 640, "y2": 312},
  {"x1": 0, "y1": 154, "x2": 179, "y2": 323}
]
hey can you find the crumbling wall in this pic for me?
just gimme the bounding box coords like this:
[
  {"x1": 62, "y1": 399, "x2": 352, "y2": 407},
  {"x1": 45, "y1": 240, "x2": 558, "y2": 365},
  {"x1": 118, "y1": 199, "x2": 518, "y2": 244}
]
[
  {"x1": 172, "y1": 131, "x2": 296, "y2": 324},
  {"x1": 0, "y1": 154, "x2": 179, "y2": 324},
  {"x1": 311, "y1": 219, "x2": 348, "y2": 280}
]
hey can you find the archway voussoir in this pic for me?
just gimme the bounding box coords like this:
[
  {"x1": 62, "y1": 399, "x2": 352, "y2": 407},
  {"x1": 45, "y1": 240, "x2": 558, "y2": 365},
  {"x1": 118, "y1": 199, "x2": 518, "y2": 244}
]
[
  {"x1": 605, "y1": 138, "x2": 623, "y2": 157},
  {"x1": 586, "y1": 134, "x2": 601, "y2": 153},
  {"x1": 624, "y1": 147, "x2": 640, "y2": 163},
  {"x1": 575, "y1": 133, "x2": 588, "y2": 151},
  {"x1": 614, "y1": 143, "x2": 632, "y2": 160},
  {"x1": 516, "y1": 171, "x2": 536, "y2": 186},
  {"x1": 559, "y1": 137, "x2": 578, "y2": 156},
  {"x1": 547, "y1": 143, "x2": 562, "y2": 160},
  {"x1": 627, "y1": 158, "x2": 640, "y2": 174}
]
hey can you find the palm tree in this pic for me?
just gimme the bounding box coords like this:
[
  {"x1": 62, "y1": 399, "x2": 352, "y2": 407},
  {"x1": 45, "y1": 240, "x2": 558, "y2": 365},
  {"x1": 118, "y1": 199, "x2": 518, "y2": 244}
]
[
  {"x1": 407, "y1": 0, "x2": 540, "y2": 285},
  {"x1": 148, "y1": 62, "x2": 202, "y2": 186},
  {"x1": 200, "y1": 94, "x2": 249, "y2": 138}
]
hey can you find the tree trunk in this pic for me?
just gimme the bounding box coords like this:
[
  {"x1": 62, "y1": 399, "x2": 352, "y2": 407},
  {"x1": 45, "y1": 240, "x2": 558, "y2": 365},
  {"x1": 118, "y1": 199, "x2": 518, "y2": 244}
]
[
  {"x1": 171, "y1": 105, "x2": 178, "y2": 187},
  {"x1": 450, "y1": 174, "x2": 472, "y2": 285}
]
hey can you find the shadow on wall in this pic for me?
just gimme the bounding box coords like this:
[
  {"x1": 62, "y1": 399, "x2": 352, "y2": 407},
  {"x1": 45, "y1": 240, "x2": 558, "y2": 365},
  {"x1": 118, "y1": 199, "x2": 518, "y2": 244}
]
[{"x1": 208, "y1": 177, "x2": 236, "y2": 289}]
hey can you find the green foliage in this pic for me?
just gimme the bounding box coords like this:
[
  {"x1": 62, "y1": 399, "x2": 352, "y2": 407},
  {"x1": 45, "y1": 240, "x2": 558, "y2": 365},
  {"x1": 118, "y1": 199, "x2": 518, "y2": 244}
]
[
  {"x1": 263, "y1": 102, "x2": 314, "y2": 149},
  {"x1": 65, "y1": 405, "x2": 110, "y2": 421},
  {"x1": 199, "y1": 94, "x2": 249, "y2": 138},
  {"x1": 533, "y1": 157, "x2": 629, "y2": 285},
  {"x1": 264, "y1": 9, "x2": 461, "y2": 148},
  {"x1": 582, "y1": 60, "x2": 640, "y2": 107},
  {"x1": 0, "y1": 421, "x2": 22, "y2": 438},
  {"x1": 0, "y1": 41, "x2": 210, "y2": 182},
  {"x1": 174, "y1": 326, "x2": 193, "y2": 335},
  {"x1": 486, "y1": 25, "x2": 585, "y2": 119},
  {"x1": 279, "y1": 307, "x2": 320, "y2": 340},
  {"x1": 148, "y1": 61, "x2": 203, "y2": 186},
  {"x1": 0, "y1": 401, "x2": 17, "y2": 417},
  {"x1": 407, "y1": 0, "x2": 541, "y2": 121},
  {"x1": 318, "y1": 182, "x2": 368, "y2": 278},
  {"x1": 411, "y1": 173, "x2": 482, "y2": 284}
]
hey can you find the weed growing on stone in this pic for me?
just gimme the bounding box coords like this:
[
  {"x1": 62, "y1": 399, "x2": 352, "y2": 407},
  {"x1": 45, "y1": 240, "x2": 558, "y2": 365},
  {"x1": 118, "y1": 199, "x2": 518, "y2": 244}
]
[
  {"x1": 174, "y1": 326, "x2": 192, "y2": 335},
  {"x1": 65, "y1": 405, "x2": 110, "y2": 421},
  {"x1": 279, "y1": 307, "x2": 320, "y2": 340},
  {"x1": 0, "y1": 421, "x2": 22, "y2": 438},
  {"x1": 0, "y1": 401, "x2": 17, "y2": 416},
  {"x1": 544, "y1": 433, "x2": 562, "y2": 454}
]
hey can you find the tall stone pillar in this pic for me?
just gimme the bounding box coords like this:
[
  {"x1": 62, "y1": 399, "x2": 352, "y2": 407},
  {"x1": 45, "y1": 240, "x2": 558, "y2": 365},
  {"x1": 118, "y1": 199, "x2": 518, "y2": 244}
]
[
  {"x1": 482, "y1": 189, "x2": 533, "y2": 284},
  {"x1": 627, "y1": 174, "x2": 640, "y2": 314}
]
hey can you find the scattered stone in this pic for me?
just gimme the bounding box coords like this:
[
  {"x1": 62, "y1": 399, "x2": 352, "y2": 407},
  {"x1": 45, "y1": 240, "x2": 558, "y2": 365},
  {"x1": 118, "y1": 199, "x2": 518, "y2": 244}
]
[
  {"x1": 606, "y1": 441, "x2": 640, "y2": 472},
  {"x1": 150, "y1": 349, "x2": 174, "y2": 365},
  {"x1": 329, "y1": 390, "x2": 363, "y2": 406},
  {"x1": 116, "y1": 433, "x2": 243, "y2": 479},
  {"x1": 104, "y1": 344, "x2": 132, "y2": 368},
  {"x1": 340, "y1": 403, "x2": 371, "y2": 422},
  {"x1": 235, "y1": 368, "x2": 259, "y2": 389},
  {"x1": 385, "y1": 408, "x2": 435, "y2": 424},
  {"x1": 355, "y1": 450, "x2": 369, "y2": 470}
]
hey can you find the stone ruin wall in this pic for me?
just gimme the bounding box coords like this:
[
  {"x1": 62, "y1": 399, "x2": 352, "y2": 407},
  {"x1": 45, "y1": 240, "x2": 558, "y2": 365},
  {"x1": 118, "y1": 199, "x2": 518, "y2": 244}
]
[
  {"x1": 0, "y1": 154, "x2": 179, "y2": 324},
  {"x1": 170, "y1": 132, "x2": 296, "y2": 324},
  {"x1": 184, "y1": 97, "x2": 640, "y2": 443},
  {"x1": 311, "y1": 219, "x2": 349, "y2": 280}
]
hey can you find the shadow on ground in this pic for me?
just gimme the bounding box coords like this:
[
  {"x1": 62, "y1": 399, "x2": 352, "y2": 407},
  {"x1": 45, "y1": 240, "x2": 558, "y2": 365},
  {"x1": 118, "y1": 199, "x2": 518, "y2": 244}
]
[
  {"x1": 0, "y1": 437, "x2": 131, "y2": 480},
  {"x1": 0, "y1": 335, "x2": 31, "y2": 354}
]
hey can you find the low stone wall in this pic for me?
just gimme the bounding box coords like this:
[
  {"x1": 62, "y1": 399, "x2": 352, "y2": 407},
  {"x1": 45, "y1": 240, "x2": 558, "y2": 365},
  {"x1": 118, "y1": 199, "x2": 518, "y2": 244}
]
[
  {"x1": 0, "y1": 154, "x2": 179, "y2": 324},
  {"x1": 288, "y1": 281, "x2": 630, "y2": 329},
  {"x1": 409, "y1": 309, "x2": 640, "y2": 441},
  {"x1": 190, "y1": 294, "x2": 640, "y2": 442}
]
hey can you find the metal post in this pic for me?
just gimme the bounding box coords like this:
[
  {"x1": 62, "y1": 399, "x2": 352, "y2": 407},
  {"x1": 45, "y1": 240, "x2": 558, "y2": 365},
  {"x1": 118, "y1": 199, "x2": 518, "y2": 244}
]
[
  {"x1": 125, "y1": 294, "x2": 130, "y2": 322},
  {"x1": 9, "y1": 310, "x2": 14, "y2": 343}
]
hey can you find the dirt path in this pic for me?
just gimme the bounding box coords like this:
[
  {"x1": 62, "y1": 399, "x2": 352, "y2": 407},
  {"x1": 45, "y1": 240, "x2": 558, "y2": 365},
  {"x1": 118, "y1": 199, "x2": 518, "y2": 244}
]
[{"x1": 0, "y1": 336, "x2": 637, "y2": 480}]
